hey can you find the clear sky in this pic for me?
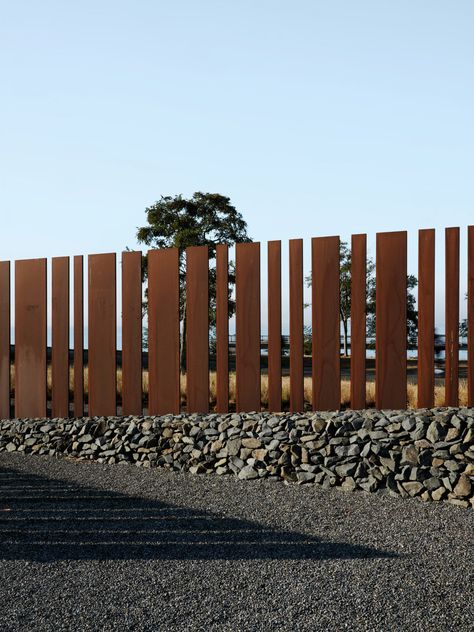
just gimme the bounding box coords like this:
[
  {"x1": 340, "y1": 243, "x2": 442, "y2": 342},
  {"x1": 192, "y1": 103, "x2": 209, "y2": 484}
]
[{"x1": 1, "y1": 1, "x2": 473, "y2": 334}]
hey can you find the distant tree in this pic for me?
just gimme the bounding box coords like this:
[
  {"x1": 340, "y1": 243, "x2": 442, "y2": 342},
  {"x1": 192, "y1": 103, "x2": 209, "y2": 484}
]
[{"x1": 135, "y1": 192, "x2": 251, "y2": 371}]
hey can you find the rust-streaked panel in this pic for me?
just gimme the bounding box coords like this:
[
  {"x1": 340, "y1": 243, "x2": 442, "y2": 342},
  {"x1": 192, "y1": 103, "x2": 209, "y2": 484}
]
[
  {"x1": 216, "y1": 245, "x2": 229, "y2": 413},
  {"x1": 74, "y1": 256, "x2": 84, "y2": 417},
  {"x1": 148, "y1": 248, "x2": 180, "y2": 415},
  {"x1": 468, "y1": 226, "x2": 474, "y2": 406},
  {"x1": 350, "y1": 234, "x2": 366, "y2": 410},
  {"x1": 417, "y1": 229, "x2": 435, "y2": 408},
  {"x1": 289, "y1": 239, "x2": 304, "y2": 412},
  {"x1": 267, "y1": 241, "x2": 281, "y2": 412},
  {"x1": 312, "y1": 237, "x2": 340, "y2": 411},
  {"x1": 236, "y1": 242, "x2": 260, "y2": 412},
  {"x1": 445, "y1": 227, "x2": 459, "y2": 406},
  {"x1": 375, "y1": 231, "x2": 407, "y2": 409},
  {"x1": 122, "y1": 251, "x2": 142, "y2": 415},
  {"x1": 52, "y1": 257, "x2": 70, "y2": 418},
  {"x1": 88, "y1": 253, "x2": 116, "y2": 416},
  {"x1": 0, "y1": 262, "x2": 10, "y2": 419},
  {"x1": 186, "y1": 246, "x2": 209, "y2": 413},
  {"x1": 15, "y1": 258, "x2": 47, "y2": 418}
]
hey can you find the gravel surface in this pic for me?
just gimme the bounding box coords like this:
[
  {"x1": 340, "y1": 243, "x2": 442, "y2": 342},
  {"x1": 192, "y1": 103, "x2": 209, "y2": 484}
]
[{"x1": 0, "y1": 452, "x2": 473, "y2": 632}]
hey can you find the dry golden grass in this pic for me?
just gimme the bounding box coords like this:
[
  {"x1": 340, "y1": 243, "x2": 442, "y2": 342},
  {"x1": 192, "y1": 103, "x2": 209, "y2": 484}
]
[{"x1": 9, "y1": 364, "x2": 469, "y2": 410}]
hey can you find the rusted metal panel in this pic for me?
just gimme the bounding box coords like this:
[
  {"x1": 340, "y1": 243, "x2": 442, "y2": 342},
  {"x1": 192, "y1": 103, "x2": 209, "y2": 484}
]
[
  {"x1": 375, "y1": 231, "x2": 407, "y2": 409},
  {"x1": 52, "y1": 257, "x2": 70, "y2": 418},
  {"x1": 0, "y1": 262, "x2": 10, "y2": 419},
  {"x1": 236, "y1": 242, "x2": 260, "y2": 412},
  {"x1": 216, "y1": 245, "x2": 229, "y2": 413},
  {"x1": 289, "y1": 239, "x2": 304, "y2": 412},
  {"x1": 73, "y1": 256, "x2": 84, "y2": 417},
  {"x1": 267, "y1": 240, "x2": 282, "y2": 412},
  {"x1": 148, "y1": 248, "x2": 180, "y2": 415},
  {"x1": 445, "y1": 227, "x2": 460, "y2": 406},
  {"x1": 122, "y1": 251, "x2": 142, "y2": 415},
  {"x1": 312, "y1": 237, "x2": 340, "y2": 411},
  {"x1": 186, "y1": 246, "x2": 209, "y2": 413},
  {"x1": 15, "y1": 258, "x2": 47, "y2": 418},
  {"x1": 88, "y1": 253, "x2": 116, "y2": 416},
  {"x1": 468, "y1": 226, "x2": 474, "y2": 406},
  {"x1": 350, "y1": 234, "x2": 366, "y2": 410},
  {"x1": 417, "y1": 229, "x2": 435, "y2": 408}
]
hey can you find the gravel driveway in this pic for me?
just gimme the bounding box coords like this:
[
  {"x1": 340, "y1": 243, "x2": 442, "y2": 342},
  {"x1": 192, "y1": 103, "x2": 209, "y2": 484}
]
[{"x1": 0, "y1": 452, "x2": 473, "y2": 632}]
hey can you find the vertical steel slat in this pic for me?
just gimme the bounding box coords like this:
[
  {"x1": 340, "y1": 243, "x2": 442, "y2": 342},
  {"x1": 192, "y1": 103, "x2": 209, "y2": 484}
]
[
  {"x1": 236, "y1": 242, "x2": 260, "y2": 412},
  {"x1": 148, "y1": 248, "x2": 180, "y2": 415},
  {"x1": 312, "y1": 237, "x2": 340, "y2": 411},
  {"x1": 267, "y1": 240, "x2": 282, "y2": 412},
  {"x1": 375, "y1": 231, "x2": 407, "y2": 409},
  {"x1": 73, "y1": 256, "x2": 84, "y2": 417},
  {"x1": 122, "y1": 251, "x2": 142, "y2": 415},
  {"x1": 445, "y1": 227, "x2": 460, "y2": 406},
  {"x1": 417, "y1": 229, "x2": 435, "y2": 408},
  {"x1": 289, "y1": 239, "x2": 304, "y2": 412},
  {"x1": 88, "y1": 253, "x2": 117, "y2": 416},
  {"x1": 350, "y1": 234, "x2": 366, "y2": 410},
  {"x1": 52, "y1": 257, "x2": 70, "y2": 418},
  {"x1": 0, "y1": 262, "x2": 10, "y2": 419},
  {"x1": 15, "y1": 258, "x2": 47, "y2": 418},
  {"x1": 186, "y1": 246, "x2": 209, "y2": 413},
  {"x1": 216, "y1": 245, "x2": 229, "y2": 413},
  {"x1": 468, "y1": 226, "x2": 474, "y2": 406}
]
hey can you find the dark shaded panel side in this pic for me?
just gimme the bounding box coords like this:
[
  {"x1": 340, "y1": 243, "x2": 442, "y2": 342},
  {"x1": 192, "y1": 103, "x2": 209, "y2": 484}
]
[
  {"x1": 186, "y1": 246, "x2": 209, "y2": 413},
  {"x1": 417, "y1": 229, "x2": 435, "y2": 408},
  {"x1": 375, "y1": 232, "x2": 407, "y2": 409},
  {"x1": 468, "y1": 226, "x2": 474, "y2": 406},
  {"x1": 236, "y1": 242, "x2": 260, "y2": 412},
  {"x1": 0, "y1": 262, "x2": 10, "y2": 419},
  {"x1": 73, "y1": 256, "x2": 84, "y2": 417},
  {"x1": 267, "y1": 241, "x2": 281, "y2": 412},
  {"x1": 52, "y1": 257, "x2": 70, "y2": 418},
  {"x1": 148, "y1": 248, "x2": 180, "y2": 415},
  {"x1": 15, "y1": 259, "x2": 47, "y2": 418},
  {"x1": 445, "y1": 227, "x2": 459, "y2": 407},
  {"x1": 216, "y1": 245, "x2": 229, "y2": 413},
  {"x1": 88, "y1": 253, "x2": 116, "y2": 416},
  {"x1": 350, "y1": 234, "x2": 366, "y2": 410},
  {"x1": 289, "y1": 239, "x2": 304, "y2": 412},
  {"x1": 122, "y1": 251, "x2": 143, "y2": 415}
]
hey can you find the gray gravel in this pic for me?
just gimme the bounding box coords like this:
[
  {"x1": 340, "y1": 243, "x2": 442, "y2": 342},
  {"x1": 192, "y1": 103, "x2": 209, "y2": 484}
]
[{"x1": 0, "y1": 452, "x2": 473, "y2": 632}]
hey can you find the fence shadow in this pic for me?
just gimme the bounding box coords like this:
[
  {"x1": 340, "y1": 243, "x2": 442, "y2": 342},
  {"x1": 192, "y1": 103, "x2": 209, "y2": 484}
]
[{"x1": 0, "y1": 465, "x2": 397, "y2": 563}]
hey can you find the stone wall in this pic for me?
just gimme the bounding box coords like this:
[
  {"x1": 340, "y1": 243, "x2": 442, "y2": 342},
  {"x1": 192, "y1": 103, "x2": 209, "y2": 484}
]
[{"x1": 1, "y1": 408, "x2": 473, "y2": 508}]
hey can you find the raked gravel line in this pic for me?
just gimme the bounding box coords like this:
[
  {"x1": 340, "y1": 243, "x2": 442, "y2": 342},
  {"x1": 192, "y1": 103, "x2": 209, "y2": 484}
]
[{"x1": 0, "y1": 451, "x2": 473, "y2": 632}]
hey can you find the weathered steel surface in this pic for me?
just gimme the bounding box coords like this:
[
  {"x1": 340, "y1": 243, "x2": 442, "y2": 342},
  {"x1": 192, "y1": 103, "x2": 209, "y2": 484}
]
[
  {"x1": 73, "y1": 256, "x2": 84, "y2": 417},
  {"x1": 289, "y1": 239, "x2": 304, "y2": 412},
  {"x1": 267, "y1": 240, "x2": 282, "y2": 412},
  {"x1": 186, "y1": 246, "x2": 209, "y2": 413},
  {"x1": 216, "y1": 245, "x2": 229, "y2": 413},
  {"x1": 312, "y1": 237, "x2": 340, "y2": 411},
  {"x1": 0, "y1": 262, "x2": 10, "y2": 419},
  {"x1": 15, "y1": 258, "x2": 47, "y2": 418},
  {"x1": 375, "y1": 231, "x2": 407, "y2": 409},
  {"x1": 236, "y1": 242, "x2": 260, "y2": 412},
  {"x1": 148, "y1": 248, "x2": 180, "y2": 415},
  {"x1": 469, "y1": 226, "x2": 474, "y2": 406},
  {"x1": 88, "y1": 253, "x2": 116, "y2": 416},
  {"x1": 417, "y1": 229, "x2": 435, "y2": 408},
  {"x1": 52, "y1": 257, "x2": 70, "y2": 418},
  {"x1": 350, "y1": 234, "x2": 366, "y2": 410},
  {"x1": 445, "y1": 227, "x2": 459, "y2": 406},
  {"x1": 122, "y1": 251, "x2": 142, "y2": 415}
]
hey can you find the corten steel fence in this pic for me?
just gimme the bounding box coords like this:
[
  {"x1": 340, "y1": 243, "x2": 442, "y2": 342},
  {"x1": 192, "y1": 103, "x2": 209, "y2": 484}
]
[{"x1": 0, "y1": 227, "x2": 473, "y2": 419}]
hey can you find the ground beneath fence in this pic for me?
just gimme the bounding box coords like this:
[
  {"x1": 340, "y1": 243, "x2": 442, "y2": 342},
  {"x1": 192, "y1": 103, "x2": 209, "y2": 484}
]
[{"x1": 0, "y1": 453, "x2": 473, "y2": 632}]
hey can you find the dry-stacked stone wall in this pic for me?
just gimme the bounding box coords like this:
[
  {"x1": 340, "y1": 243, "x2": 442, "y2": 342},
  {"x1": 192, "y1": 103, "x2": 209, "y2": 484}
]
[{"x1": 1, "y1": 408, "x2": 474, "y2": 508}]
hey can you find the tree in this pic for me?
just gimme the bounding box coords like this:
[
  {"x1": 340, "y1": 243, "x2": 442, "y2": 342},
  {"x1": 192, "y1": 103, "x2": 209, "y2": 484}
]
[
  {"x1": 136, "y1": 192, "x2": 252, "y2": 371},
  {"x1": 305, "y1": 241, "x2": 418, "y2": 354}
]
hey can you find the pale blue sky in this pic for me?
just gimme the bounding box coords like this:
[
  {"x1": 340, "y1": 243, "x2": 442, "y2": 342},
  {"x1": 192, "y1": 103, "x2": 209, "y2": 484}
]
[{"x1": 1, "y1": 1, "x2": 473, "y2": 334}]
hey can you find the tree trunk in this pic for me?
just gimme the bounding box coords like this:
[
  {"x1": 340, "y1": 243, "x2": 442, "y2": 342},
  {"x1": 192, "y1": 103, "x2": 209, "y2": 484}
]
[
  {"x1": 342, "y1": 319, "x2": 349, "y2": 357},
  {"x1": 180, "y1": 305, "x2": 187, "y2": 374}
]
